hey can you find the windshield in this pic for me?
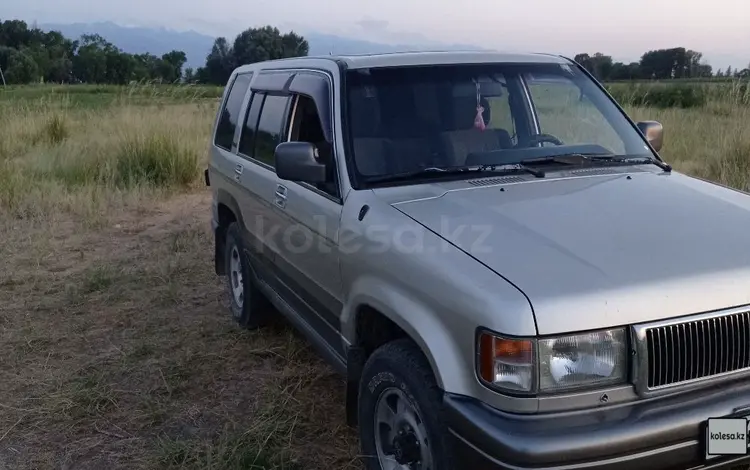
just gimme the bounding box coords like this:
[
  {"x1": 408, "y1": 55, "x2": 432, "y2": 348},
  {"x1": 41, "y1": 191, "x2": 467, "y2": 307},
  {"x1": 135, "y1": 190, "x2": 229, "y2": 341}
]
[{"x1": 344, "y1": 62, "x2": 654, "y2": 181}]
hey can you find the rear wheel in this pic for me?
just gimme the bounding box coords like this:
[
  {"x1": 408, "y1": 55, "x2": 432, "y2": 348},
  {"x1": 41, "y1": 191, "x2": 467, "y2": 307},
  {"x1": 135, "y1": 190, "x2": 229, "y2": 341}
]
[
  {"x1": 358, "y1": 339, "x2": 454, "y2": 470},
  {"x1": 223, "y1": 222, "x2": 273, "y2": 329}
]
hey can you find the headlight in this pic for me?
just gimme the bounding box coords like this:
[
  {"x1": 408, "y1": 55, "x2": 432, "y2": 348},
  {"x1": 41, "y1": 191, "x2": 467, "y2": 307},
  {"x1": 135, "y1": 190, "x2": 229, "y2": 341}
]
[
  {"x1": 538, "y1": 329, "x2": 627, "y2": 392},
  {"x1": 477, "y1": 328, "x2": 628, "y2": 394}
]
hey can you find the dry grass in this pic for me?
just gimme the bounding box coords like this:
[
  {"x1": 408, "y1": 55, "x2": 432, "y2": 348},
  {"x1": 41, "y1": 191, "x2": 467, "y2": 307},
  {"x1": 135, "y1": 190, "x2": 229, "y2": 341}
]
[
  {"x1": 627, "y1": 101, "x2": 750, "y2": 190},
  {"x1": 1, "y1": 82, "x2": 749, "y2": 470},
  {"x1": 0, "y1": 87, "x2": 359, "y2": 470},
  {"x1": 0, "y1": 193, "x2": 359, "y2": 470}
]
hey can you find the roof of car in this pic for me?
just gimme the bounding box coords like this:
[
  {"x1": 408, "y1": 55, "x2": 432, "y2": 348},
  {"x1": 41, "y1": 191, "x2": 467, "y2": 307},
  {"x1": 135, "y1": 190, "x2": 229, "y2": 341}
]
[
  {"x1": 234, "y1": 50, "x2": 570, "y2": 73},
  {"x1": 334, "y1": 50, "x2": 569, "y2": 69}
]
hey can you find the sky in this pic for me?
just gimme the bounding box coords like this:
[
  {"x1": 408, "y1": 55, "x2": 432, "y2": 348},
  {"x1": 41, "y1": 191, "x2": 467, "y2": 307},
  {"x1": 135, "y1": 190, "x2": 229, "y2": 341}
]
[{"x1": 5, "y1": 0, "x2": 750, "y2": 70}]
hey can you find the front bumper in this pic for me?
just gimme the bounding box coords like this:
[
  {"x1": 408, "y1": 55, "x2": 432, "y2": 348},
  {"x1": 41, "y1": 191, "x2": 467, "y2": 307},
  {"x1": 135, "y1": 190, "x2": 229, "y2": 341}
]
[{"x1": 444, "y1": 379, "x2": 750, "y2": 469}]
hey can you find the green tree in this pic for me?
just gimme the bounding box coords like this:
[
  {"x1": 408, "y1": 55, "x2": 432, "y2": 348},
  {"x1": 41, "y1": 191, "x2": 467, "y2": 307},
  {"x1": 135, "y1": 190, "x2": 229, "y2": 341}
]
[
  {"x1": 158, "y1": 50, "x2": 187, "y2": 82},
  {"x1": 640, "y1": 48, "x2": 697, "y2": 79},
  {"x1": 183, "y1": 67, "x2": 195, "y2": 82},
  {"x1": 573, "y1": 52, "x2": 614, "y2": 80},
  {"x1": 196, "y1": 37, "x2": 235, "y2": 85},
  {"x1": 0, "y1": 46, "x2": 39, "y2": 83},
  {"x1": 133, "y1": 53, "x2": 161, "y2": 80},
  {"x1": 0, "y1": 19, "x2": 33, "y2": 49},
  {"x1": 196, "y1": 26, "x2": 308, "y2": 85},
  {"x1": 0, "y1": 19, "x2": 189, "y2": 85},
  {"x1": 105, "y1": 49, "x2": 138, "y2": 84},
  {"x1": 41, "y1": 30, "x2": 77, "y2": 82},
  {"x1": 609, "y1": 62, "x2": 641, "y2": 80},
  {"x1": 72, "y1": 34, "x2": 112, "y2": 83}
]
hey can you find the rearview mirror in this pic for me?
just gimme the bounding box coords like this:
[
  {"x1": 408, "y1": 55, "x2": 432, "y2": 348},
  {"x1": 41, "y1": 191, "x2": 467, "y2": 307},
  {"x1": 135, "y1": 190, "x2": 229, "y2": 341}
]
[
  {"x1": 636, "y1": 121, "x2": 664, "y2": 152},
  {"x1": 275, "y1": 142, "x2": 327, "y2": 184}
]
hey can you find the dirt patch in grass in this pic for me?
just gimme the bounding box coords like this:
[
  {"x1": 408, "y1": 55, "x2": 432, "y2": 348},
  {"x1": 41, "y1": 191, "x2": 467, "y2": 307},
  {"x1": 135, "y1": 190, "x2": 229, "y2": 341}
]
[{"x1": 0, "y1": 192, "x2": 360, "y2": 470}]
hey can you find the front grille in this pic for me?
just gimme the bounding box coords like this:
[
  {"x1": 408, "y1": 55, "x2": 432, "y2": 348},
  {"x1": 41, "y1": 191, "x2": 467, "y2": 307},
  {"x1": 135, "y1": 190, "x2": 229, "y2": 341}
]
[{"x1": 646, "y1": 310, "x2": 750, "y2": 389}]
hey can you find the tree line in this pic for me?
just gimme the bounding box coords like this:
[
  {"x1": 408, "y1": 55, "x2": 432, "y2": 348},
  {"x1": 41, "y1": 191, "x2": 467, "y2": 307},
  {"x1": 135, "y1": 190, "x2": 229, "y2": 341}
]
[
  {"x1": 0, "y1": 19, "x2": 186, "y2": 84},
  {"x1": 186, "y1": 26, "x2": 308, "y2": 85},
  {"x1": 1, "y1": 17, "x2": 748, "y2": 86},
  {"x1": 190, "y1": 34, "x2": 749, "y2": 85},
  {"x1": 574, "y1": 48, "x2": 750, "y2": 81}
]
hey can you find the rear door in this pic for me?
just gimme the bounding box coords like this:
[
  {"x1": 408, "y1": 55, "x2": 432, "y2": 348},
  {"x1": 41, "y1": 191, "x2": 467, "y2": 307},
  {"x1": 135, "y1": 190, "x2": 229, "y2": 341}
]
[
  {"x1": 210, "y1": 72, "x2": 253, "y2": 189},
  {"x1": 209, "y1": 71, "x2": 256, "y2": 234}
]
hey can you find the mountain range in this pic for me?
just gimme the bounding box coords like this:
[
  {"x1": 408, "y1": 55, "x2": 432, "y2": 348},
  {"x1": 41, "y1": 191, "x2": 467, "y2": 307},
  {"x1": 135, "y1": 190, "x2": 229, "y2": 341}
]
[{"x1": 39, "y1": 21, "x2": 482, "y2": 71}]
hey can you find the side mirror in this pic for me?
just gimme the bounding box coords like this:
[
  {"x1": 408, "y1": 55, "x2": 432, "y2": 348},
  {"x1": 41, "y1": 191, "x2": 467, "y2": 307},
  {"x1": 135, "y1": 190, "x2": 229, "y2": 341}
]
[
  {"x1": 636, "y1": 121, "x2": 664, "y2": 152},
  {"x1": 275, "y1": 142, "x2": 327, "y2": 184}
]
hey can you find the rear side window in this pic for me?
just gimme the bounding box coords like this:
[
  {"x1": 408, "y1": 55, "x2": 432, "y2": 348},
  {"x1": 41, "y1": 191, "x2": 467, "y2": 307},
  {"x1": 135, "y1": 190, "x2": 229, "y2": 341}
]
[
  {"x1": 238, "y1": 93, "x2": 264, "y2": 157},
  {"x1": 214, "y1": 73, "x2": 253, "y2": 151},
  {"x1": 254, "y1": 94, "x2": 290, "y2": 166}
]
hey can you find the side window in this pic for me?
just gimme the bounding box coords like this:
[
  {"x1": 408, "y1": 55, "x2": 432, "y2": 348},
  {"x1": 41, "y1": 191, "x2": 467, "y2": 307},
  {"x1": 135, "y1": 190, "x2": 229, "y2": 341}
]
[
  {"x1": 214, "y1": 73, "x2": 252, "y2": 151},
  {"x1": 289, "y1": 95, "x2": 329, "y2": 159},
  {"x1": 288, "y1": 94, "x2": 338, "y2": 197},
  {"x1": 526, "y1": 74, "x2": 625, "y2": 153},
  {"x1": 238, "y1": 93, "x2": 264, "y2": 157},
  {"x1": 254, "y1": 94, "x2": 290, "y2": 166}
]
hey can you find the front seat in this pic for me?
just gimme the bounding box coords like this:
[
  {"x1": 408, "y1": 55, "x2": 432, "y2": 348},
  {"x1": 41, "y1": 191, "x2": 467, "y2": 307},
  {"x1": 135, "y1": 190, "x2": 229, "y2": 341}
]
[{"x1": 440, "y1": 96, "x2": 513, "y2": 166}]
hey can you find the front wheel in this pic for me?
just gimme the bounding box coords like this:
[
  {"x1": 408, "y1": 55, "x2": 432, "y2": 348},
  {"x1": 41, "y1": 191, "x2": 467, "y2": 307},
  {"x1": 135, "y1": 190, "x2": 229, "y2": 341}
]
[{"x1": 358, "y1": 339, "x2": 454, "y2": 470}]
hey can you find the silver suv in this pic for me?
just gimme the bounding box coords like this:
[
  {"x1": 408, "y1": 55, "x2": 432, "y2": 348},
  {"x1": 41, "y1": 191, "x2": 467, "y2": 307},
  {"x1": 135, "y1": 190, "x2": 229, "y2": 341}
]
[{"x1": 206, "y1": 51, "x2": 750, "y2": 470}]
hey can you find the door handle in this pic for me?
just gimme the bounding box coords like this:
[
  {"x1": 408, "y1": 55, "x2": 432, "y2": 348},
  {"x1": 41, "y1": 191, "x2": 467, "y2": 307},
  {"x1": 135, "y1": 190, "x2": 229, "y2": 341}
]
[{"x1": 274, "y1": 184, "x2": 287, "y2": 208}]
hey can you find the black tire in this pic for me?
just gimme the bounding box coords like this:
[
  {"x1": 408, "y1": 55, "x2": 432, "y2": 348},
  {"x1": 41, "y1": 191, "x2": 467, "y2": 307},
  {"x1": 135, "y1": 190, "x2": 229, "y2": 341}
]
[
  {"x1": 223, "y1": 222, "x2": 273, "y2": 329},
  {"x1": 358, "y1": 339, "x2": 454, "y2": 470}
]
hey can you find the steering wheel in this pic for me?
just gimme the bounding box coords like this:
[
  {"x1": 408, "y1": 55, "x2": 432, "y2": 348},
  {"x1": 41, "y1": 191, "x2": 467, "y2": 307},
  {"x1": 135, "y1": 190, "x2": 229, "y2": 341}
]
[{"x1": 527, "y1": 133, "x2": 564, "y2": 146}]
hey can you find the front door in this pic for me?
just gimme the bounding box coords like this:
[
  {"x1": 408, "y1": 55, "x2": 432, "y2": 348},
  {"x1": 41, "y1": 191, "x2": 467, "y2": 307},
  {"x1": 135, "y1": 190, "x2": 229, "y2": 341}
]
[{"x1": 270, "y1": 93, "x2": 345, "y2": 358}]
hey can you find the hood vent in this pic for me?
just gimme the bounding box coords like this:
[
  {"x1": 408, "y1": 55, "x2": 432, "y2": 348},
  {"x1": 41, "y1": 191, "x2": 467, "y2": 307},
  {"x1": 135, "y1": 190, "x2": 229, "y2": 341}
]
[{"x1": 467, "y1": 176, "x2": 526, "y2": 187}]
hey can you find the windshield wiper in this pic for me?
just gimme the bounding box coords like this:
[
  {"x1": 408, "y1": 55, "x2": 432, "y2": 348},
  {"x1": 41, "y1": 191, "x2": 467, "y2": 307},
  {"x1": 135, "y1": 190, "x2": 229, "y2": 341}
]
[
  {"x1": 520, "y1": 153, "x2": 614, "y2": 165},
  {"x1": 521, "y1": 153, "x2": 672, "y2": 173},
  {"x1": 365, "y1": 163, "x2": 545, "y2": 184},
  {"x1": 586, "y1": 155, "x2": 672, "y2": 173}
]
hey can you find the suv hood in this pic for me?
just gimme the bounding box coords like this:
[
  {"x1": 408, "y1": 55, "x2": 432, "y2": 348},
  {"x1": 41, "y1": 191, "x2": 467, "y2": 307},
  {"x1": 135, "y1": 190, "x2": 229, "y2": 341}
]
[{"x1": 388, "y1": 172, "x2": 750, "y2": 335}]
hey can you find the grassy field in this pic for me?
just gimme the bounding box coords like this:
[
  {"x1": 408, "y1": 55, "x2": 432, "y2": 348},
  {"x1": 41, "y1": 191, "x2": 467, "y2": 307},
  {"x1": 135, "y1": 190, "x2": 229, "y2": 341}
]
[
  {"x1": 0, "y1": 84, "x2": 358, "y2": 470},
  {"x1": 610, "y1": 80, "x2": 750, "y2": 189},
  {"x1": 0, "y1": 80, "x2": 749, "y2": 470}
]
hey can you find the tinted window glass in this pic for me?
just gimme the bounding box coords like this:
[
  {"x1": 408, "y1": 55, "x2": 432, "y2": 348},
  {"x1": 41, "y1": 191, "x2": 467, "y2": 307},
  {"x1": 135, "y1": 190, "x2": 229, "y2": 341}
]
[
  {"x1": 289, "y1": 94, "x2": 338, "y2": 197},
  {"x1": 255, "y1": 94, "x2": 290, "y2": 166},
  {"x1": 214, "y1": 73, "x2": 252, "y2": 150},
  {"x1": 238, "y1": 93, "x2": 264, "y2": 157}
]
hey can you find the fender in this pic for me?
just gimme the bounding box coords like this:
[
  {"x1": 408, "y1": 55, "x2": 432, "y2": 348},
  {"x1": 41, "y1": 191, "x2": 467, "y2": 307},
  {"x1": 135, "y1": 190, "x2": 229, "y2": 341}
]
[
  {"x1": 214, "y1": 187, "x2": 245, "y2": 229},
  {"x1": 342, "y1": 275, "x2": 470, "y2": 393},
  {"x1": 213, "y1": 188, "x2": 244, "y2": 276}
]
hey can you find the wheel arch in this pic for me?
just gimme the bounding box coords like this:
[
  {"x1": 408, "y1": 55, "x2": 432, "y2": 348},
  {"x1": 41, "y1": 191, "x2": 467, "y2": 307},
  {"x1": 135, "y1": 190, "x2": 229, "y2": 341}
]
[
  {"x1": 214, "y1": 189, "x2": 244, "y2": 276},
  {"x1": 342, "y1": 280, "x2": 468, "y2": 426}
]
